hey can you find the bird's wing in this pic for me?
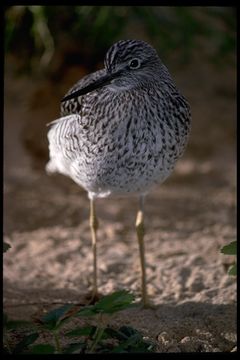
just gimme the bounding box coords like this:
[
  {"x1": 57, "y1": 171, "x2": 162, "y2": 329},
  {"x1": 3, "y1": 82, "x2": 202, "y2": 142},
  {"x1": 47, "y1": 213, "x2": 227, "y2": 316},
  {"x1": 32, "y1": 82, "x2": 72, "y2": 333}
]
[
  {"x1": 60, "y1": 68, "x2": 106, "y2": 116},
  {"x1": 46, "y1": 69, "x2": 107, "y2": 171}
]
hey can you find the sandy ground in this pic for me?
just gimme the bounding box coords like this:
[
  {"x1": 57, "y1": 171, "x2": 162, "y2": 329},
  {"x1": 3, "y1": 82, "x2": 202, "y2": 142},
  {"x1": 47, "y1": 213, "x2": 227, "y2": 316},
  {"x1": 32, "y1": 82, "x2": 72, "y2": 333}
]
[{"x1": 3, "y1": 57, "x2": 236, "y2": 352}]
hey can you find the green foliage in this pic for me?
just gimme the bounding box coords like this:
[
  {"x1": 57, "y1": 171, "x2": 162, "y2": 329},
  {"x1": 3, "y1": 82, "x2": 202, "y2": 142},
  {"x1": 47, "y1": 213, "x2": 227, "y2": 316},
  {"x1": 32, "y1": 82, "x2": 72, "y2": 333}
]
[
  {"x1": 228, "y1": 264, "x2": 236, "y2": 276},
  {"x1": 62, "y1": 342, "x2": 86, "y2": 353},
  {"x1": 77, "y1": 290, "x2": 136, "y2": 317},
  {"x1": 69, "y1": 324, "x2": 154, "y2": 353},
  {"x1": 3, "y1": 312, "x2": 39, "y2": 354},
  {"x1": 4, "y1": 6, "x2": 236, "y2": 74},
  {"x1": 105, "y1": 326, "x2": 154, "y2": 353},
  {"x1": 3, "y1": 290, "x2": 154, "y2": 354},
  {"x1": 40, "y1": 304, "x2": 74, "y2": 330},
  {"x1": 3, "y1": 242, "x2": 11, "y2": 253},
  {"x1": 221, "y1": 241, "x2": 237, "y2": 276},
  {"x1": 221, "y1": 241, "x2": 236, "y2": 255},
  {"x1": 65, "y1": 325, "x2": 97, "y2": 337},
  {"x1": 28, "y1": 344, "x2": 56, "y2": 354},
  {"x1": 12, "y1": 333, "x2": 39, "y2": 354}
]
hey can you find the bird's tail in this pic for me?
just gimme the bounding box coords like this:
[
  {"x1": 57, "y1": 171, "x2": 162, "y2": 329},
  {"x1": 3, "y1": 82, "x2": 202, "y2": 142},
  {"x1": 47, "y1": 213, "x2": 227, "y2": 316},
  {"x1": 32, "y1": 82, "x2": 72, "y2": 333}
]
[{"x1": 45, "y1": 160, "x2": 57, "y2": 175}]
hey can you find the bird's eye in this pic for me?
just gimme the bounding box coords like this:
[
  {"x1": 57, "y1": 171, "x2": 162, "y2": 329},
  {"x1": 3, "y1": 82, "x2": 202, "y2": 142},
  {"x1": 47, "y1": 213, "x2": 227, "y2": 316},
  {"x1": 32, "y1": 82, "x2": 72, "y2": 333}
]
[{"x1": 129, "y1": 58, "x2": 141, "y2": 69}]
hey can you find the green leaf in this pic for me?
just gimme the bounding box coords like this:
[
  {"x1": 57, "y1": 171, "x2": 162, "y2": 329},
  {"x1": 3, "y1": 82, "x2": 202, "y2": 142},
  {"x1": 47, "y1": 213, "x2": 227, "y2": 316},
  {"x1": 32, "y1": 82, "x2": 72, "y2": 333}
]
[
  {"x1": 111, "y1": 334, "x2": 140, "y2": 353},
  {"x1": 118, "y1": 325, "x2": 141, "y2": 338},
  {"x1": 105, "y1": 326, "x2": 141, "y2": 342},
  {"x1": 62, "y1": 342, "x2": 86, "y2": 354},
  {"x1": 77, "y1": 291, "x2": 135, "y2": 317},
  {"x1": 94, "y1": 290, "x2": 135, "y2": 314},
  {"x1": 28, "y1": 344, "x2": 56, "y2": 354},
  {"x1": 221, "y1": 241, "x2": 237, "y2": 255},
  {"x1": 65, "y1": 326, "x2": 96, "y2": 337},
  {"x1": 41, "y1": 304, "x2": 74, "y2": 330},
  {"x1": 104, "y1": 327, "x2": 128, "y2": 341},
  {"x1": 3, "y1": 242, "x2": 11, "y2": 253},
  {"x1": 109, "y1": 326, "x2": 155, "y2": 353},
  {"x1": 112, "y1": 335, "x2": 154, "y2": 353},
  {"x1": 228, "y1": 263, "x2": 236, "y2": 276},
  {"x1": 76, "y1": 307, "x2": 98, "y2": 317},
  {"x1": 13, "y1": 332, "x2": 39, "y2": 354}
]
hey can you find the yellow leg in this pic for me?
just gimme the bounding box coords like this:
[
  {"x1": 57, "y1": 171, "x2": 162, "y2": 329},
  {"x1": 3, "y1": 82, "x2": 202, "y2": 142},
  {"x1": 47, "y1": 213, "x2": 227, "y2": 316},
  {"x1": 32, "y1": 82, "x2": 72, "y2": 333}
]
[
  {"x1": 136, "y1": 196, "x2": 149, "y2": 307},
  {"x1": 89, "y1": 198, "x2": 99, "y2": 300}
]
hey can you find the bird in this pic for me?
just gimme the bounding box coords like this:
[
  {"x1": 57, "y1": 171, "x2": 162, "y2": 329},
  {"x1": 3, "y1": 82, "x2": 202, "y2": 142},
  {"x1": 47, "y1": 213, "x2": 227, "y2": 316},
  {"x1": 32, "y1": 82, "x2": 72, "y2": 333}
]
[{"x1": 46, "y1": 39, "x2": 191, "y2": 307}]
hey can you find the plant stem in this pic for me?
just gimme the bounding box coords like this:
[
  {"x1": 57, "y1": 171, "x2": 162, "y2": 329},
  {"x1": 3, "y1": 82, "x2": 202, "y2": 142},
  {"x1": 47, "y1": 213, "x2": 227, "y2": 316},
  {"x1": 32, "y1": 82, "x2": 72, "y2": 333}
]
[
  {"x1": 53, "y1": 330, "x2": 61, "y2": 354},
  {"x1": 88, "y1": 312, "x2": 108, "y2": 353},
  {"x1": 89, "y1": 326, "x2": 105, "y2": 353}
]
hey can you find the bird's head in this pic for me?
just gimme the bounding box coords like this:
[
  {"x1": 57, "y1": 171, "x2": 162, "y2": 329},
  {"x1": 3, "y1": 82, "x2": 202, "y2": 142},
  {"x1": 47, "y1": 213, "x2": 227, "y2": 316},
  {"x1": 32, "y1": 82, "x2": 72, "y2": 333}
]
[{"x1": 61, "y1": 39, "x2": 162, "y2": 102}]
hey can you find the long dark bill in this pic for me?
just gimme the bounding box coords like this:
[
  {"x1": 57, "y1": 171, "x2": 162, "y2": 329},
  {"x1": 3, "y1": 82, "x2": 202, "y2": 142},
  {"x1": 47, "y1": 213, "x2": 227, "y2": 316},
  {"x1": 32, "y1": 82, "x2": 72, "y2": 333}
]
[{"x1": 61, "y1": 71, "x2": 118, "y2": 102}]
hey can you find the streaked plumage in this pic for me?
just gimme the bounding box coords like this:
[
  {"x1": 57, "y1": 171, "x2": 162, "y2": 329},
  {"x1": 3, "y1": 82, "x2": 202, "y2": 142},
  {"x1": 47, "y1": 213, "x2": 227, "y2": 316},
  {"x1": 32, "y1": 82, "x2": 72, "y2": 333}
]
[{"x1": 46, "y1": 39, "x2": 191, "y2": 305}]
